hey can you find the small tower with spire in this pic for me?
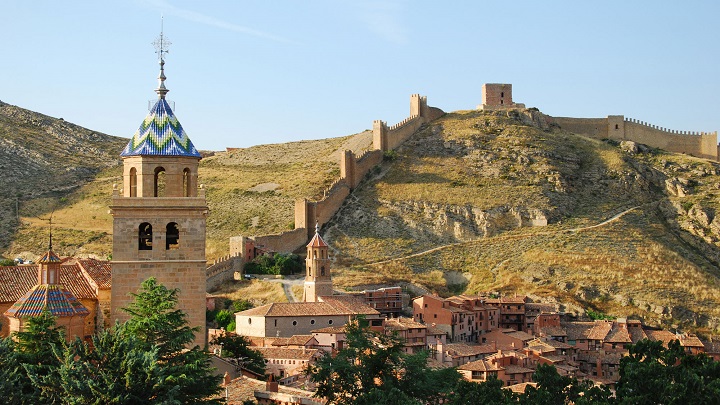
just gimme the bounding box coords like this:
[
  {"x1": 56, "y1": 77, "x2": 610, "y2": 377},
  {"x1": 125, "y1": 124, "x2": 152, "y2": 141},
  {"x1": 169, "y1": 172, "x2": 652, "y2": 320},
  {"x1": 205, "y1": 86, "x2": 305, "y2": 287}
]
[
  {"x1": 4, "y1": 235, "x2": 89, "y2": 340},
  {"x1": 110, "y1": 22, "x2": 208, "y2": 346},
  {"x1": 303, "y1": 224, "x2": 333, "y2": 302}
]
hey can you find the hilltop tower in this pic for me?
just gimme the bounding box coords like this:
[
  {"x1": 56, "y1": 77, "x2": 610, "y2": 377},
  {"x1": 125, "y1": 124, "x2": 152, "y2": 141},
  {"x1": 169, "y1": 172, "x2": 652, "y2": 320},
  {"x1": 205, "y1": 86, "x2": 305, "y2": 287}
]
[
  {"x1": 479, "y1": 83, "x2": 525, "y2": 110},
  {"x1": 303, "y1": 225, "x2": 332, "y2": 302},
  {"x1": 110, "y1": 31, "x2": 208, "y2": 345}
]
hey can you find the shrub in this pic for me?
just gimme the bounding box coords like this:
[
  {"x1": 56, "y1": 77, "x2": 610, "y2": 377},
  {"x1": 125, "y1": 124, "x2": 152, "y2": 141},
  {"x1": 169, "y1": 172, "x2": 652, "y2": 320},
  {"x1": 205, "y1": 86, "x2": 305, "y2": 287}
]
[{"x1": 215, "y1": 310, "x2": 234, "y2": 329}]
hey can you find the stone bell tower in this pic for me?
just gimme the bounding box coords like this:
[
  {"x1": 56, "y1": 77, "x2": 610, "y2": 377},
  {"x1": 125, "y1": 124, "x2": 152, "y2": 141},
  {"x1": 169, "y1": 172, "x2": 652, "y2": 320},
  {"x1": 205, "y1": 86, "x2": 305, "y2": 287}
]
[
  {"x1": 303, "y1": 225, "x2": 333, "y2": 302},
  {"x1": 110, "y1": 29, "x2": 208, "y2": 345}
]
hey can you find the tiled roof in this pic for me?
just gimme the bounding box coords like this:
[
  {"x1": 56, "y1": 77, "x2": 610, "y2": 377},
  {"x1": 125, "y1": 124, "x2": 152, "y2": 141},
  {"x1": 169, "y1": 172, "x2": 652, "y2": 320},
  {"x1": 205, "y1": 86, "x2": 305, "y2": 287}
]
[
  {"x1": 307, "y1": 231, "x2": 328, "y2": 248},
  {"x1": 221, "y1": 376, "x2": 322, "y2": 404},
  {"x1": 236, "y1": 301, "x2": 377, "y2": 318},
  {"x1": 4, "y1": 284, "x2": 90, "y2": 318},
  {"x1": 644, "y1": 329, "x2": 677, "y2": 346},
  {"x1": 311, "y1": 325, "x2": 347, "y2": 334},
  {"x1": 680, "y1": 335, "x2": 704, "y2": 348},
  {"x1": 505, "y1": 382, "x2": 537, "y2": 394},
  {"x1": 272, "y1": 335, "x2": 316, "y2": 347},
  {"x1": 561, "y1": 322, "x2": 594, "y2": 340},
  {"x1": 539, "y1": 326, "x2": 567, "y2": 337},
  {"x1": 506, "y1": 331, "x2": 536, "y2": 342},
  {"x1": 255, "y1": 347, "x2": 319, "y2": 361},
  {"x1": 121, "y1": 98, "x2": 201, "y2": 158},
  {"x1": 628, "y1": 326, "x2": 647, "y2": 343},
  {"x1": 385, "y1": 317, "x2": 426, "y2": 331},
  {"x1": 318, "y1": 296, "x2": 379, "y2": 315},
  {"x1": 587, "y1": 321, "x2": 613, "y2": 340},
  {"x1": 426, "y1": 325, "x2": 447, "y2": 335},
  {"x1": 544, "y1": 339, "x2": 572, "y2": 350},
  {"x1": 0, "y1": 264, "x2": 97, "y2": 302},
  {"x1": 445, "y1": 343, "x2": 496, "y2": 357},
  {"x1": 525, "y1": 303, "x2": 558, "y2": 313},
  {"x1": 77, "y1": 259, "x2": 112, "y2": 290},
  {"x1": 458, "y1": 359, "x2": 502, "y2": 372},
  {"x1": 605, "y1": 326, "x2": 632, "y2": 343},
  {"x1": 504, "y1": 365, "x2": 534, "y2": 375}
]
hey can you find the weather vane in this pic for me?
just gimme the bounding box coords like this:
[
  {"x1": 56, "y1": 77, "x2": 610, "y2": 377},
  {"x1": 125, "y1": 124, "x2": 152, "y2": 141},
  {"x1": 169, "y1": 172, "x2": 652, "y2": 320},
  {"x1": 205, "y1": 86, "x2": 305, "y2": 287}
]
[{"x1": 152, "y1": 16, "x2": 171, "y2": 62}]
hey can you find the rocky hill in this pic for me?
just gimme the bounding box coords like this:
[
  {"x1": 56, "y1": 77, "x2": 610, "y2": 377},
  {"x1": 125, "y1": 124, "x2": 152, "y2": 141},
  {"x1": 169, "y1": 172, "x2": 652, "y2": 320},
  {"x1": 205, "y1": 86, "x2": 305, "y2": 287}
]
[
  {"x1": 0, "y1": 100, "x2": 127, "y2": 253},
  {"x1": 325, "y1": 109, "x2": 720, "y2": 334}
]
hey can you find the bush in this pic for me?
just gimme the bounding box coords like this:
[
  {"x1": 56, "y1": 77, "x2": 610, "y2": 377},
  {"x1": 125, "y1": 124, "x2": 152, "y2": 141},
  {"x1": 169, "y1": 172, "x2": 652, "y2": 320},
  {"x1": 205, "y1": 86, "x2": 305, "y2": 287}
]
[
  {"x1": 215, "y1": 310, "x2": 234, "y2": 329},
  {"x1": 243, "y1": 253, "x2": 302, "y2": 276},
  {"x1": 0, "y1": 258, "x2": 15, "y2": 266},
  {"x1": 232, "y1": 299, "x2": 253, "y2": 312}
]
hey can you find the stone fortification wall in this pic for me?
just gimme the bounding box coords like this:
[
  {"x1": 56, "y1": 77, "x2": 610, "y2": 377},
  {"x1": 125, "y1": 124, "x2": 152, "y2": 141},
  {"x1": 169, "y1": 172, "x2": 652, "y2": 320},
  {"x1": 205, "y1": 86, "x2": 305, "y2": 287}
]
[
  {"x1": 551, "y1": 116, "x2": 718, "y2": 161},
  {"x1": 227, "y1": 94, "x2": 443, "y2": 266},
  {"x1": 623, "y1": 119, "x2": 717, "y2": 160},
  {"x1": 550, "y1": 117, "x2": 609, "y2": 139},
  {"x1": 206, "y1": 254, "x2": 241, "y2": 291}
]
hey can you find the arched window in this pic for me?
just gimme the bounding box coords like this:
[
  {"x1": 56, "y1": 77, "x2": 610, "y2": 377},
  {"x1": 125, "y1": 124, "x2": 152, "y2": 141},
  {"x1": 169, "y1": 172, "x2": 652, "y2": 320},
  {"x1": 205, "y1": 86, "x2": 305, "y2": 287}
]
[
  {"x1": 183, "y1": 168, "x2": 191, "y2": 197},
  {"x1": 320, "y1": 266, "x2": 325, "y2": 276},
  {"x1": 166, "y1": 222, "x2": 179, "y2": 250},
  {"x1": 129, "y1": 167, "x2": 137, "y2": 197},
  {"x1": 139, "y1": 223, "x2": 152, "y2": 250},
  {"x1": 154, "y1": 167, "x2": 166, "y2": 197}
]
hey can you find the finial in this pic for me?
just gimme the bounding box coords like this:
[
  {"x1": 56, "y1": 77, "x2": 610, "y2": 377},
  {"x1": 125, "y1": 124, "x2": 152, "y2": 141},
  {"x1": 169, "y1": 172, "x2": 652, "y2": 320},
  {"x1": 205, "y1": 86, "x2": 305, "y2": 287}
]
[
  {"x1": 315, "y1": 222, "x2": 319, "y2": 234},
  {"x1": 48, "y1": 212, "x2": 53, "y2": 251},
  {"x1": 152, "y1": 16, "x2": 171, "y2": 99}
]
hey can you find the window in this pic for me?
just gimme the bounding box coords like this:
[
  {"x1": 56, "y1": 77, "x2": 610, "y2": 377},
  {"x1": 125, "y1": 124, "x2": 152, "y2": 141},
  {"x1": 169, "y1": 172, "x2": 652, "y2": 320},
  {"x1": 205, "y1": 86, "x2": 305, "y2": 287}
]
[
  {"x1": 320, "y1": 266, "x2": 325, "y2": 276},
  {"x1": 615, "y1": 124, "x2": 619, "y2": 130},
  {"x1": 129, "y1": 167, "x2": 137, "y2": 197},
  {"x1": 139, "y1": 223, "x2": 153, "y2": 250},
  {"x1": 292, "y1": 320, "x2": 297, "y2": 326},
  {"x1": 501, "y1": 92, "x2": 504, "y2": 98},
  {"x1": 274, "y1": 320, "x2": 277, "y2": 327},
  {"x1": 248, "y1": 318, "x2": 252, "y2": 324},
  {"x1": 183, "y1": 168, "x2": 191, "y2": 197},
  {"x1": 328, "y1": 320, "x2": 333, "y2": 325},
  {"x1": 154, "y1": 167, "x2": 166, "y2": 197},
  {"x1": 310, "y1": 319, "x2": 315, "y2": 325},
  {"x1": 166, "y1": 222, "x2": 179, "y2": 250}
]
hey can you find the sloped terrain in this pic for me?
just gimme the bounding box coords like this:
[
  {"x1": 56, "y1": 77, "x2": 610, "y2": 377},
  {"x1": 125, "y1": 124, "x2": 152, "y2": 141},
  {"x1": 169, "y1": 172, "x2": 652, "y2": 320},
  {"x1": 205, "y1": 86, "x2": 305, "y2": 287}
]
[{"x1": 326, "y1": 109, "x2": 720, "y2": 333}]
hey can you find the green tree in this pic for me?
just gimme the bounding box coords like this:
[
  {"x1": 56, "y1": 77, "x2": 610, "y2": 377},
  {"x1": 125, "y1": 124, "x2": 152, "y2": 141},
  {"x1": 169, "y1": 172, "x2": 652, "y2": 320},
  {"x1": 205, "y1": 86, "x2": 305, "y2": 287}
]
[
  {"x1": 447, "y1": 376, "x2": 516, "y2": 405},
  {"x1": 520, "y1": 364, "x2": 614, "y2": 405},
  {"x1": 211, "y1": 330, "x2": 265, "y2": 375},
  {"x1": 308, "y1": 317, "x2": 459, "y2": 404},
  {"x1": 17, "y1": 310, "x2": 66, "y2": 403},
  {"x1": 616, "y1": 339, "x2": 720, "y2": 404},
  {"x1": 214, "y1": 309, "x2": 234, "y2": 329}
]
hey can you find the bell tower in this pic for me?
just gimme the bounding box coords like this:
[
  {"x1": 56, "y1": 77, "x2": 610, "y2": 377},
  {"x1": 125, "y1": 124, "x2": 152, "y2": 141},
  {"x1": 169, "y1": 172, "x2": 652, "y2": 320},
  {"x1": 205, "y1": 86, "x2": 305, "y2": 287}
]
[
  {"x1": 110, "y1": 28, "x2": 208, "y2": 345},
  {"x1": 303, "y1": 225, "x2": 333, "y2": 302}
]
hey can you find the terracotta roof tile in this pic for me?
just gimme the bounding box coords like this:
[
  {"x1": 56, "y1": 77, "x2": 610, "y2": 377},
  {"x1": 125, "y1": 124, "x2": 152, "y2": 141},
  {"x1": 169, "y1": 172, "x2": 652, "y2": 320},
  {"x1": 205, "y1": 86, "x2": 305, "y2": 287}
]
[
  {"x1": 586, "y1": 321, "x2": 613, "y2": 340},
  {"x1": 236, "y1": 301, "x2": 377, "y2": 318},
  {"x1": 560, "y1": 322, "x2": 594, "y2": 340},
  {"x1": 444, "y1": 343, "x2": 496, "y2": 357},
  {"x1": 307, "y1": 232, "x2": 328, "y2": 248},
  {"x1": 458, "y1": 359, "x2": 502, "y2": 372},
  {"x1": 0, "y1": 264, "x2": 97, "y2": 303},
  {"x1": 506, "y1": 331, "x2": 535, "y2": 342},
  {"x1": 318, "y1": 296, "x2": 379, "y2": 315},
  {"x1": 605, "y1": 326, "x2": 632, "y2": 343},
  {"x1": 77, "y1": 259, "x2": 111, "y2": 290},
  {"x1": 504, "y1": 365, "x2": 534, "y2": 375},
  {"x1": 384, "y1": 317, "x2": 426, "y2": 331},
  {"x1": 645, "y1": 329, "x2": 676, "y2": 346},
  {"x1": 311, "y1": 325, "x2": 347, "y2": 334},
  {"x1": 255, "y1": 347, "x2": 319, "y2": 361},
  {"x1": 539, "y1": 326, "x2": 567, "y2": 337},
  {"x1": 271, "y1": 335, "x2": 316, "y2": 347}
]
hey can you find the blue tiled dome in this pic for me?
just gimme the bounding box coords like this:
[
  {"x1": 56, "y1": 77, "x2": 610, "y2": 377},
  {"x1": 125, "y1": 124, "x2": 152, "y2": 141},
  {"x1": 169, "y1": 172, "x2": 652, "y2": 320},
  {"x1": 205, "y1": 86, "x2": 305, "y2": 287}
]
[{"x1": 121, "y1": 98, "x2": 201, "y2": 157}]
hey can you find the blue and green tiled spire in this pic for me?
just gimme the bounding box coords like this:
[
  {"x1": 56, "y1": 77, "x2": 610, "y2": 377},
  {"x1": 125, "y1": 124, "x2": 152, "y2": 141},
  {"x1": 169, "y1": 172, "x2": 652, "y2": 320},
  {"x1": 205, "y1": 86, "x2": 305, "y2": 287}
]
[{"x1": 120, "y1": 39, "x2": 201, "y2": 158}]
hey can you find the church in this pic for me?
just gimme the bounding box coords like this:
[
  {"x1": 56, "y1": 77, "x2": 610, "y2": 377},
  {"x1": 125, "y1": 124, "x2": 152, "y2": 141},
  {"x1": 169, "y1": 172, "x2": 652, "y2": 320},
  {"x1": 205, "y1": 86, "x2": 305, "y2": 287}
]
[{"x1": 1, "y1": 32, "x2": 208, "y2": 345}]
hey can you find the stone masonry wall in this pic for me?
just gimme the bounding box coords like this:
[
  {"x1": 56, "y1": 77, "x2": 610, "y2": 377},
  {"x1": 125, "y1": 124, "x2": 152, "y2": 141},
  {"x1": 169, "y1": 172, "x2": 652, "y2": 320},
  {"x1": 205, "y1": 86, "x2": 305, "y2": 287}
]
[{"x1": 550, "y1": 116, "x2": 718, "y2": 160}]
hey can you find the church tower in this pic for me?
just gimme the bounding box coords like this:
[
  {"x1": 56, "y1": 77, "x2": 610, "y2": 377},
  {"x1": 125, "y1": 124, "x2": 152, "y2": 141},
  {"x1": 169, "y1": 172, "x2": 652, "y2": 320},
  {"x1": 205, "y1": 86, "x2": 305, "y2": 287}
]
[
  {"x1": 303, "y1": 225, "x2": 333, "y2": 302},
  {"x1": 110, "y1": 30, "x2": 208, "y2": 345}
]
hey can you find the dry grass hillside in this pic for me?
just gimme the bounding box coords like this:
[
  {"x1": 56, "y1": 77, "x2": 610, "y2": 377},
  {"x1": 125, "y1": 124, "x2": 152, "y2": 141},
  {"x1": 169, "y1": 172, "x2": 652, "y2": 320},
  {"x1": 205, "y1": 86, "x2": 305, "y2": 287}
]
[
  {"x1": 325, "y1": 109, "x2": 720, "y2": 333},
  {"x1": 2, "y1": 110, "x2": 372, "y2": 261}
]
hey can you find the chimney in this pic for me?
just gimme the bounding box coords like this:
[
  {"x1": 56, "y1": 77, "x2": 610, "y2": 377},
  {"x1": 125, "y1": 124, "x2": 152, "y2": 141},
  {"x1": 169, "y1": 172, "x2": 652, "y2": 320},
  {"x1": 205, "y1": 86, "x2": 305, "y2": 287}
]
[{"x1": 266, "y1": 374, "x2": 279, "y2": 393}]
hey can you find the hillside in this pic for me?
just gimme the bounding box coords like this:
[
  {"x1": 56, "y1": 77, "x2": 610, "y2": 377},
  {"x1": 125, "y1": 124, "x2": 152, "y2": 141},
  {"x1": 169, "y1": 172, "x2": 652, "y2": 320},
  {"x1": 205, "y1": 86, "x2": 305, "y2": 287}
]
[
  {"x1": 1, "y1": 97, "x2": 370, "y2": 260},
  {"x1": 0, "y1": 100, "x2": 127, "y2": 254},
  {"x1": 325, "y1": 109, "x2": 720, "y2": 333}
]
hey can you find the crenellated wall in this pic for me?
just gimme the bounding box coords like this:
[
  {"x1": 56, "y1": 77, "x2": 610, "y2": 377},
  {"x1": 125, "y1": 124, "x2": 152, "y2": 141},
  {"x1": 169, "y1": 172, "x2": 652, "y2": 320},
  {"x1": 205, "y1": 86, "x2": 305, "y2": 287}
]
[
  {"x1": 220, "y1": 94, "x2": 444, "y2": 274},
  {"x1": 206, "y1": 254, "x2": 241, "y2": 291},
  {"x1": 550, "y1": 115, "x2": 718, "y2": 161}
]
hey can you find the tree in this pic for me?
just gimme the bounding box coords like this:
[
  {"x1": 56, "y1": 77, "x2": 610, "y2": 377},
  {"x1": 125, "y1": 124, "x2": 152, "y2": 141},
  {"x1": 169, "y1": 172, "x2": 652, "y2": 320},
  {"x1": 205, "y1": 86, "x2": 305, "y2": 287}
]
[
  {"x1": 308, "y1": 317, "x2": 459, "y2": 404},
  {"x1": 447, "y1": 376, "x2": 516, "y2": 405},
  {"x1": 519, "y1": 364, "x2": 614, "y2": 405},
  {"x1": 616, "y1": 339, "x2": 720, "y2": 404},
  {"x1": 16, "y1": 310, "x2": 66, "y2": 404},
  {"x1": 120, "y1": 277, "x2": 222, "y2": 403},
  {"x1": 211, "y1": 331, "x2": 266, "y2": 375}
]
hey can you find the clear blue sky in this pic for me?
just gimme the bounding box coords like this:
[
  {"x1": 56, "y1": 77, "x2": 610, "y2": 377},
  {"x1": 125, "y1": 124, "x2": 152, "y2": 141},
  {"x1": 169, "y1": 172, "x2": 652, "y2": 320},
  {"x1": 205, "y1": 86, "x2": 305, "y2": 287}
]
[{"x1": 1, "y1": 1, "x2": 718, "y2": 151}]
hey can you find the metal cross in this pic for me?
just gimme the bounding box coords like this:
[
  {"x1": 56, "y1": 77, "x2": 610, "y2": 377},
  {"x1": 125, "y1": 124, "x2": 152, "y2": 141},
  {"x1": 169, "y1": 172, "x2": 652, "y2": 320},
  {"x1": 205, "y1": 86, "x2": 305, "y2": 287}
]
[{"x1": 153, "y1": 17, "x2": 171, "y2": 61}]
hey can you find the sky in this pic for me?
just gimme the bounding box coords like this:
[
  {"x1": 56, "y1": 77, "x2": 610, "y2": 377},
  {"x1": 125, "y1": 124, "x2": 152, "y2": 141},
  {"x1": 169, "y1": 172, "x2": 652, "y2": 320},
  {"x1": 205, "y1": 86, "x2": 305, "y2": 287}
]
[{"x1": 1, "y1": 1, "x2": 718, "y2": 151}]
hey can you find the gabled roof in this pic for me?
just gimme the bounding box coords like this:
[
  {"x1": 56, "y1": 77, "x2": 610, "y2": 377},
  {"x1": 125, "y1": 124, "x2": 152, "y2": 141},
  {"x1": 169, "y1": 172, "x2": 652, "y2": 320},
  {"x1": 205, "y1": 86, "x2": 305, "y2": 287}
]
[
  {"x1": 235, "y1": 301, "x2": 378, "y2": 317},
  {"x1": 255, "y1": 347, "x2": 319, "y2": 361},
  {"x1": 458, "y1": 359, "x2": 502, "y2": 372},
  {"x1": 4, "y1": 284, "x2": 89, "y2": 318},
  {"x1": 76, "y1": 259, "x2": 112, "y2": 290},
  {"x1": 121, "y1": 98, "x2": 201, "y2": 158}
]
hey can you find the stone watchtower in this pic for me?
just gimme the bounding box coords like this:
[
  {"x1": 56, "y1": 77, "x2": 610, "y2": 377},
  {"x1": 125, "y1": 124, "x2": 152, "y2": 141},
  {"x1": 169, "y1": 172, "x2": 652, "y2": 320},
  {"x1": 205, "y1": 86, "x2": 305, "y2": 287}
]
[
  {"x1": 303, "y1": 225, "x2": 332, "y2": 302},
  {"x1": 110, "y1": 44, "x2": 208, "y2": 345},
  {"x1": 478, "y1": 83, "x2": 525, "y2": 110}
]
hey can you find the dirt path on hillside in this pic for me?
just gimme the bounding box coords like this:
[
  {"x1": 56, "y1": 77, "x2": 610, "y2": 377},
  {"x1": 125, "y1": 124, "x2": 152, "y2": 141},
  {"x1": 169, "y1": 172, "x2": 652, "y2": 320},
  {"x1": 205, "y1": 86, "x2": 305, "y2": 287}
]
[{"x1": 363, "y1": 205, "x2": 642, "y2": 267}]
